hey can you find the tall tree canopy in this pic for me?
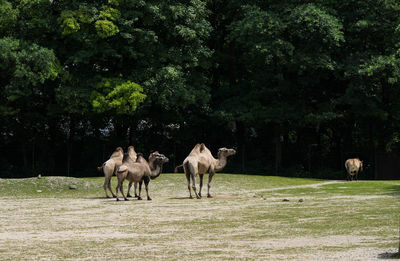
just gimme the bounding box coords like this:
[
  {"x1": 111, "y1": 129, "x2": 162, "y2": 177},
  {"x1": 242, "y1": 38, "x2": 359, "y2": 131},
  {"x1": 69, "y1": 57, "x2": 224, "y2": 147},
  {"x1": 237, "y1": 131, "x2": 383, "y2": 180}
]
[{"x1": 0, "y1": 0, "x2": 399, "y2": 178}]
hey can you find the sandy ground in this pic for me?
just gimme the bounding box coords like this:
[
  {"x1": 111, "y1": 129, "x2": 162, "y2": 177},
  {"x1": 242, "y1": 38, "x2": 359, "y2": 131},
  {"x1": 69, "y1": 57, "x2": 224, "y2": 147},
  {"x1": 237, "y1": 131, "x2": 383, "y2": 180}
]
[{"x1": 0, "y1": 178, "x2": 398, "y2": 260}]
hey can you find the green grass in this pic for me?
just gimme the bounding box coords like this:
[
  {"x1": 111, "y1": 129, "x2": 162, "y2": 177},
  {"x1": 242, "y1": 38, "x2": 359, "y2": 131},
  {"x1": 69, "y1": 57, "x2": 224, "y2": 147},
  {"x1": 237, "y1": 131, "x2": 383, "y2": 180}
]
[
  {"x1": 0, "y1": 174, "x2": 399, "y2": 260},
  {"x1": 0, "y1": 174, "x2": 324, "y2": 198}
]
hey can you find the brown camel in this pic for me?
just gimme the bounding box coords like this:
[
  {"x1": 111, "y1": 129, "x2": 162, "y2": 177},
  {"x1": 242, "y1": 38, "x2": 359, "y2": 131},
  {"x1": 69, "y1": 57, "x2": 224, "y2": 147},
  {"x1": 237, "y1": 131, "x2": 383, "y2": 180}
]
[
  {"x1": 115, "y1": 152, "x2": 169, "y2": 201},
  {"x1": 97, "y1": 146, "x2": 128, "y2": 198},
  {"x1": 176, "y1": 143, "x2": 236, "y2": 199},
  {"x1": 345, "y1": 158, "x2": 363, "y2": 181},
  {"x1": 128, "y1": 152, "x2": 168, "y2": 198}
]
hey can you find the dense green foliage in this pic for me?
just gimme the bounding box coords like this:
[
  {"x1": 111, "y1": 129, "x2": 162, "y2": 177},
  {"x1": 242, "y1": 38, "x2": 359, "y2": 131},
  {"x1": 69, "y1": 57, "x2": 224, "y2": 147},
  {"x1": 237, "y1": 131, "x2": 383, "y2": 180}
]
[{"x1": 1, "y1": 0, "x2": 400, "y2": 178}]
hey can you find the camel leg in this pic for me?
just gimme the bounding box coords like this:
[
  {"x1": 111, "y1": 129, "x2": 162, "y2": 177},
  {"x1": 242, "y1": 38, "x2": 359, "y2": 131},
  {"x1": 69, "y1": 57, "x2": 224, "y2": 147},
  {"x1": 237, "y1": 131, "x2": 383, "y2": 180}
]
[
  {"x1": 107, "y1": 177, "x2": 116, "y2": 198},
  {"x1": 207, "y1": 172, "x2": 215, "y2": 198},
  {"x1": 144, "y1": 176, "x2": 151, "y2": 200},
  {"x1": 185, "y1": 172, "x2": 193, "y2": 199},
  {"x1": 355, "y1": 171, "x2": 358, "y2": 181},
  {"x1": 103, "y1": 177, "x2": 110, "y2": 198},
  {"x1": 191, "y1": 173, "x2": 200, "y2": 199},
  {"x1": 115, "y1": 179, "x2": 121, "y2": 201},
  {"x1": 127, "y1": 181, "x2": 133, "y2": 197},
  {"x1": 134, "y1": 182, "x2": 139, "y2": 198},
  {"x1": 120, "y1": 180, "x2": 128, "y2": 201},
  {"x1": 198, "y1": 174, "x2": 204, "y2": 198},
  {"x1": 138, "y1": 180, "x2": 143, "y2": 200}
]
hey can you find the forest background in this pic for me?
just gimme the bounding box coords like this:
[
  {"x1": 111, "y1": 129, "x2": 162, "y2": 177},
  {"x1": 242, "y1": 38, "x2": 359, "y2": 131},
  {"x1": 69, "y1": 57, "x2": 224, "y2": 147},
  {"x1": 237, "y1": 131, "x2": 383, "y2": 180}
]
[{"x1": 1, "y1": 0, "x2": 400, "y2": 179}]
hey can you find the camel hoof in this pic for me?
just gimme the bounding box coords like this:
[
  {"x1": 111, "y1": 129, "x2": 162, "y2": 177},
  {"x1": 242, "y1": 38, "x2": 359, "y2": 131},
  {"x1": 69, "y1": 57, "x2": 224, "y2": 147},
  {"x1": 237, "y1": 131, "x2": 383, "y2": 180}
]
[
  {"x1": 116, "y1": 198, "x2": 120, "y2": 201},
  {"x1": 124, "y1": 198, "x2": 129, "y2": 201},
  {"x1": 137, "y1": 197, "x2": 142, "y2": 200},
  {"x1": 207, "y1": 195, "x2": 213, "y2": 198},
  {"x1": 106, "y1": 195, "x2": 111, "y2": 198},
  {"x1": 189, "y1": 196, "x2": 193, "y2": 199},
  {"x1": 147, "y1": 197, "x2": 152, "y2": 201},
  {"x1": 112, "y1": 195, "x2": 117, "y2": 198},
  {"x1": 134, "y1": 194, "x2": 139, "y2": 198},
  {"x1": 127, "y1": 194, "x2": 132, "y2": 198}
]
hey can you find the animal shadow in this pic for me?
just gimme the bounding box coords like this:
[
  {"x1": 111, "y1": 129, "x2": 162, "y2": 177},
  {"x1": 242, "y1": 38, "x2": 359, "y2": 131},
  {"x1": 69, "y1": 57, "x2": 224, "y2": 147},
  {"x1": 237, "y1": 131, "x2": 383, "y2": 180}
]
[{"x1": 377, "y1": 252, "x2": 400, "y2": 259}]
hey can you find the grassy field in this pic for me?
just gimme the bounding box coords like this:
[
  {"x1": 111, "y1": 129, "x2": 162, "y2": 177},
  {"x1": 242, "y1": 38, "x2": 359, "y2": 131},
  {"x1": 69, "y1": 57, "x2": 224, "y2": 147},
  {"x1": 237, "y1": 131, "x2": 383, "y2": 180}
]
[{"x1": 0, "y1": 174, "x2": 399, "y2": 260}]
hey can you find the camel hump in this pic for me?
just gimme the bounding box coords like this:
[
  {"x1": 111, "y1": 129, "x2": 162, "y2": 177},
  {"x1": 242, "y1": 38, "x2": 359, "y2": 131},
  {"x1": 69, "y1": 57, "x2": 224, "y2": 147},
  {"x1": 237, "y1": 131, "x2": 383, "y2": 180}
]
[
  {"x1": 200, "y1": 143, "x2": 205, "y2": 152},
  {"x1": 118, "y1": 165, "x2": 128, "y2": 173},
  {"x1": 345, "y1": 158, "x2": 362, "y2": 172}
]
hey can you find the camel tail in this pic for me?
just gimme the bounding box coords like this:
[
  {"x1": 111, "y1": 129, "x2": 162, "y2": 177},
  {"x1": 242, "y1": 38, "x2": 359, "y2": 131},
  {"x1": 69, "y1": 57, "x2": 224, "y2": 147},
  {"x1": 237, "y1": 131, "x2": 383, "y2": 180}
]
[
  {"x1": 174, "y1": 164, "x2": 183, "y2": 173},
  {"x1": 97, "y1": 165, "x2": 103, "y2": 172}
]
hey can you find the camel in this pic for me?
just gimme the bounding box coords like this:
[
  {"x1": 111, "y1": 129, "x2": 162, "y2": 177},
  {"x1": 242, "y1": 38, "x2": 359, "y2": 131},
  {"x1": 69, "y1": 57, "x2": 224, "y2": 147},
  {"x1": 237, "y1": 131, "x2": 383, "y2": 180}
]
[
  {"x1": 345, "y1": 158, "x2": 363, "y2": 181},
  {"x1": 115, "y1": 151, "x2": 169, "y2": 201},
  {"x1": 175, "y1": 143, "x2": 236, "y2": 199},
  {"x1": 128, "y1": 151, "x2": 167, "y2": 198},
  {"x1": 97, "y1": 146, "x2": 128, "y2": 198}
]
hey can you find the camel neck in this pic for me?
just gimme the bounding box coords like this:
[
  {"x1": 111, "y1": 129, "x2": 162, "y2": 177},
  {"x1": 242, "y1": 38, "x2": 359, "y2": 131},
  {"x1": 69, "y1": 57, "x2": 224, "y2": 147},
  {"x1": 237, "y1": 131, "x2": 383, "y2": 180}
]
[
  {"x1": 215, "y1": 156, "x2": 227, "y2": 172},
  {"x1": 148, "y1": 158, "x2": 156, "y2": 170},
  {"x1": 150, "y1": 164, "x2": 163, "y2": 179}
]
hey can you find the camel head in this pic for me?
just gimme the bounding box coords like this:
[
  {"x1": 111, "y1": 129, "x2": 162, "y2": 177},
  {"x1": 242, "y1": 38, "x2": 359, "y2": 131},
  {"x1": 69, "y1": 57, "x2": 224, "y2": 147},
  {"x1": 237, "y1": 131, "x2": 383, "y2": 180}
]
[
  {"x1": 217, "y1": 147, "x2": 236, "y2": 158},
  {"x1": 149, "y1": 151, "x2": 169, "y2": 164},
  {"x1": 149, "y1": 152, "x2": 169, "y2": 180},
  {"x1": 158, "y1": 153, "x2": 169, "y2": 164}
]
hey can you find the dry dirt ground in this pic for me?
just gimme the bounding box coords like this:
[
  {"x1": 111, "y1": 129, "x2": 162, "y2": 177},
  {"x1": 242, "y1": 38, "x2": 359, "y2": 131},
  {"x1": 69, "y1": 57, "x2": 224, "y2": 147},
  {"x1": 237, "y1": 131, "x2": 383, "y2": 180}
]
[{"x1": 0, "y1": 174, "x2": 399, "y2": 260}]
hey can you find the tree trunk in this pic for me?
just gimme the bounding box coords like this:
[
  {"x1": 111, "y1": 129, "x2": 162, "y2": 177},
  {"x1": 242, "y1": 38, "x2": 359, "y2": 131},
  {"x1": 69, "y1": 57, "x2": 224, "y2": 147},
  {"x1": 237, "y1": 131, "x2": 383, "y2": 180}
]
[
  {"x1": 31, "y1": 142, "x2": 35, "y2": 170},
  {"x1": 274, "y1": 123, "x2": 282, "y2": 175},
  {"x1": 66, "y1": 117, "x2": 76, "y2": 177},
  {"x1": 369, "y1": 124, "x2": 378, "y2": 179},
  {"x1": 128, "y1": 118, "x2": 137, "y2": 146},
  {"x1": 113, "y1": 118, "x2": 127, "y2": 144},
  {"x1": 20, "y1": 139, "x2": 27, "y2": 169},
  {"x1": 236, "y1": 121, "x2": 246, "y2": 173}
]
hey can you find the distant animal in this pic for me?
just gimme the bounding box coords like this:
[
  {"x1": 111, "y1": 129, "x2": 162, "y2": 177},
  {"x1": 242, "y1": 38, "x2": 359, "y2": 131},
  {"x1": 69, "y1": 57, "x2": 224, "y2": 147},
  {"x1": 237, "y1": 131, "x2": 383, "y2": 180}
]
[
  {"x1": 115, "y1": 151, "x2": 169, "y2": 201},
  {"x1": 175, "y1": 143, "x2": 236, "y2": 199},
  {"x1": 345, "y1": 158, "x2": 363, "y2": 181}
]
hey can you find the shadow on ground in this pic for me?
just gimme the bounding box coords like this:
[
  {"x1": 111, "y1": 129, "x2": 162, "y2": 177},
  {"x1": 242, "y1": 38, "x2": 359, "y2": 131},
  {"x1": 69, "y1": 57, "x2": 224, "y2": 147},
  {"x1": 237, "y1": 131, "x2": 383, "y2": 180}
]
[
  {"x1": 385, "y1": 185, "x2": 400, "y2": 197},
  {"x1": 378, "y1": 252, "x2": 400, "y2": 259}
]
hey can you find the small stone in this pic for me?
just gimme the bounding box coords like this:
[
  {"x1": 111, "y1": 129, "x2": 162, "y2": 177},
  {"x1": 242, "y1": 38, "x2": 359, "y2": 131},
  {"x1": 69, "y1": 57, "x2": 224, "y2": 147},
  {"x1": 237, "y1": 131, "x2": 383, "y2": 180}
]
[
  {"x1": 36, "y1": 190, "x2": 42, "y2": 193},
  {"x1": 69, "y1": 185, "x2": 77, "y2": 190},
  {"x1": 282, "y1": 199, "x2": 289, "y2": 202},
  {"x1": 37, "y1": 174, "x2": 41, "y2": 179},
  {"x1": 298, "y1": 199, "x2": 304, "y2": 202}
]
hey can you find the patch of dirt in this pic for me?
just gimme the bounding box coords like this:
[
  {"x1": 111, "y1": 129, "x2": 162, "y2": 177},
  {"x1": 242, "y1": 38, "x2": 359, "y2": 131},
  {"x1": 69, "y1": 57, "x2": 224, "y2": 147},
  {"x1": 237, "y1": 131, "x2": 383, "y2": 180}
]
[
  {"x1": 251, "y1": 180, "x2": 344, "y2": 193},
  {"x1": 0, "y1": 176, "x2": 398, "y2": 260}
]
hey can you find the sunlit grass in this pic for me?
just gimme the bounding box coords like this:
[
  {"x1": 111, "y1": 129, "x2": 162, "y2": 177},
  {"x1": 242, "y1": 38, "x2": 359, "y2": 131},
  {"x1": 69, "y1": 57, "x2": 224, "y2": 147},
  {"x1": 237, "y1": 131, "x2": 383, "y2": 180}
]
[{"x1": 0, "y1": 174, "x2": 399, "y2": 260}]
